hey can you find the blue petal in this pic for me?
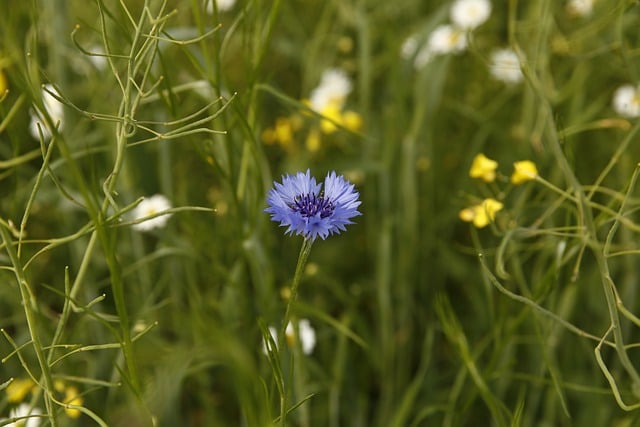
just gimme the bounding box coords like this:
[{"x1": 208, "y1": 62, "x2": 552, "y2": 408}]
[{"x1": 266, "y1": 170, "x2": 361, "y2": 240}]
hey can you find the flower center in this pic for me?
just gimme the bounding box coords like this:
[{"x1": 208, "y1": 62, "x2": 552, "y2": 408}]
[{"x1": 290, "y1": 192, "x2": 335, "y2": 218}]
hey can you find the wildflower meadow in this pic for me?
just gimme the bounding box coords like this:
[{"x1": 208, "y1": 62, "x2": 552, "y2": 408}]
[{"x1": 3, "y1": 0, "x2": 640, "y2": 425}]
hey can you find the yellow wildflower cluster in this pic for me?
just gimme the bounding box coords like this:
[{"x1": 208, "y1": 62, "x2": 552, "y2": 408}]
[
  {"x1": 5, "y1": 378, "x2": 83, "y2": 419},
  {"x1": 262, "y1": 68, "x2": 363, "y2": 153},
  {"x1": 305, "y1": 100, "x2": 362, "y2": 151},
  {"x1": 6, "y1": 378, "x2": 35, "y2": 403},
  {"x1": 460, "y1": 153, "x2": 539, "y2": 228},
  {"x1": 511, "y1": 160, "x2": 539, "y2": 184},
  {"x1": 0, "y1": 69, "x2": 7, "y2": 97},
  {"x1": 262, "y1": 115, "x2": 303, "y2": 151},
  {"x1": 311, "y1": 99, "x2": 363, "y2": 135},
  {"x1": 468, "y1": 153, "x2": 538, "y2": 184},
  {"x1": 54, "y1": 380, "x2": 84, "y2": 419},
  {"x1": 459, "y1": 198, "x2": 504, "y2": 228},
  {"x1": 262, "y1": 105, "x2": 362, "y2": 153},
  {"x1": 469, "y1": 153, "x2": 498, "y2": 182}
]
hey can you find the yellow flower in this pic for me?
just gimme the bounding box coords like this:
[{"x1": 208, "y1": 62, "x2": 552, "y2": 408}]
[
  {"x1": 306, "y1": 127, "x2": 321, "y2": 152},
  {"x1": 261, "y1": 127, "x2": 277, "y2": 144},
  {"x1": 273, "y1": 117, "x2": 295, "y2": 146},
  {"x1": 262, "y1": 117, "x2": 295, "y2": 146},
  {"x1": 319, "y1": 102, "x2": 343, "y2": 134},
  {"x1": 6, "y1": 378, "x2": 35, "y2": 403},
  {"x1": 458, "y1": 206, "x2": 476, "y2": 223},
  {"x1": 342, "y1": 110, "x2": 363, "y2": 132},
  {"x1": 0, "y1": 69, "x2": 7, "y2": 96},
  {"x1": 54, "y1": 380, "x2": 84, "y2": 418},
  {"x1": 262, "y1": 116, "x2": 302, "y2": 149},
  {"x1": 511, "y1": 160, "x2": 538, "y2": 184},
  {"x1": 469, "y1": 153, "x2": 498, "y2": 182},
  {"x1": 459, "y1": 198, "x2": 504, "y2": 228},
  {"x1": 54, "y1": 379, "x2": 66, "y2": 392},
  {"x1": 63, "y1": 385, "x2": 83, "y2": 419}
]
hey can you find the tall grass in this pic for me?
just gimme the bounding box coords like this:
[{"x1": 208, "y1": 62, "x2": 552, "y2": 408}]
[{"x1": 2, "y1": 0, "x2": 640, "y2": 426}]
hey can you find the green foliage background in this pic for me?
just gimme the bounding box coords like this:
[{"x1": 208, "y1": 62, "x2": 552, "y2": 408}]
[{"x1": 2, "y1": 0, "x2": 640, "y2": 426}]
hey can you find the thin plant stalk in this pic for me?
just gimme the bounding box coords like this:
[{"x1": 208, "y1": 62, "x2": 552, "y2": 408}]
[
  {"x1": 279, "y1": 237, "x2": 314, "y2": 426},
  {"x1": 280, "y1": 238, "x2": 314, "y2": 339},
  {"x1": 0, "y1": 225, "x2": 58, "y2": 427}
]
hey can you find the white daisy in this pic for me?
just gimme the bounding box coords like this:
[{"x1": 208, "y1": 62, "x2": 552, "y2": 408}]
[
  {"x1": 566, "y1": 0, "x2": 594, "y2": 17},
  {"x1": 3, "y1": 403, "x2": 42, "y2": 427},
  {"x1": 87, "y1": 44, "x2": 108, "y2": 71},
  {"x1": 427, "y1": 24, "x2": 468, "y2": 56},
  {"x1": 613, "y1": 84, "x2": 640, "y2": 118},
  {"x1": 489, "y1": 48, "x2": 523, "y2": 84},
  {"x1": 309, "y1": 68, "x2": 352, "y2": 113},
  {"x1": 450, "y1": 0, "x2": 492, "y2": 30},
  {"x1": 29, "y1": 84, "x2": 64, "y2": 141},
  {"x1": 413, "y1": 44, "x2": 434, "y2": 69},
  {"x1": 262, "y1": 320, "x2": 317, "y2": 356},
  {"x1": 262, "y1": 326, "x2": 279, "y2": 355},
  {"x1": 205, "y1": 0, "x2": 236, "y2": 13},
  {"x1": 413, "y1": 24, "x2": 467, "y2": 69},
  {"x1": 400, "y1": 35, "x2": 419, "y2": 60},
  {"x1": 285, "y1": 319, "x2": 317, "y2": 355},
  {"x1": 131, "y1": 194, "x2": 173, "y2": 232}
]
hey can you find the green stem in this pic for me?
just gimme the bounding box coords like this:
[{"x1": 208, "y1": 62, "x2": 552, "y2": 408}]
[
  {"x1": 281, "y1": 238, "x2": 314, "y2": 338},
  {"x1": 279, "y1": 237, "x2": 314, "y2": 427},
  {"x1": 0, "y1": 224, "x2": 58, "y2": 427},
  {"x1": 538, "y1": 92, "x2": 640, "y2": 394},
  {"x1": 90, "y1": 0, "x2": 169, "y2": 398}
]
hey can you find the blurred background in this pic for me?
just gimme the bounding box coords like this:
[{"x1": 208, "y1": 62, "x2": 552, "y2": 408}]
[{"x1": 2, "y1": 0, "x2": 640, "y2": 425}]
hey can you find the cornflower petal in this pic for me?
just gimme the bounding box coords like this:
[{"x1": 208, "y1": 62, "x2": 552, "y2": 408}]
[{"x1": 265, "y1": 170, "x2": 361, "y2": 241}]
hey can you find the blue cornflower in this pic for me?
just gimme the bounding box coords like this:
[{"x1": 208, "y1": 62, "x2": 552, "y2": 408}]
[{"x1": 265, "y1": 170, "x2": 362, "y2": 240}]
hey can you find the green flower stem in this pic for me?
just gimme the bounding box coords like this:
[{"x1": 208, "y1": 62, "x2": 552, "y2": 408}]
[
  {"x1": 281, "y1": 237, "x2": 314, "y2": 339},
  {"x1": 538, "y1": 96, "x2": 640, "y2": 396},
  {"x1": 90, "y1": 0, "x2": 170, "y2": 398},
  {"x1": 279, "y1": 237, "x2": 314, "y2": 427},
  {"x1": 0, "y1": 224, "x2": 58, "y2": 427}
]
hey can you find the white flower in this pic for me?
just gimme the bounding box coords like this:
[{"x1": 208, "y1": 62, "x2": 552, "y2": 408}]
[
  {"x1": 489, "y1": 48, "x2": 523, "y2": 84},
  {"x1": 400, "y1": 35, "x2": 419, "y2": 60},
  {"x1": 131, "y1": 194, "x2": 173, "y2": 231},
  {"x1": 413, "y1": 44, "x2": 434, "y2": 69},
  {"x1": 190, "y1": 80, "x2": 216, "y2": 101},
  {"x1": 29, "y1": 84, "x2": 64, "y2": 141},
  {"x1": 262, "y1": 320, "x2": 317, "y2": 356},
  {"x1": 309, "y1": 69, "x2": 352, "y2": 113},
  {"x1": 428, "y1": 24, "x2": 467, "y2": 56},
  {"x1": 3, "y1": 403, "x2": 42, "y2": 427},
  {"x1": 566, "y1": 0, "x2": 594, "y2": 17},
  {"x1": 613, "y1": 84, "x2": 640, "y2": 118},
  {"x1": 205, "y1": 0, "x2": 236, "y2": 13},
  {"x1": 262, "y1": 326, "x2": 279, "y2": 355},
  {"x1": 450, "y1": 0, "x2": 492, "y2": 30},
  {"x1": 413, "y1": 25, "x2": 467, "y2": 69},
  {"x1": 87, "y1": 44, "x2": 108, "y2": 71},
  {"x1": 285, "y1": 319, "x2": 316, "y2": 355}
]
